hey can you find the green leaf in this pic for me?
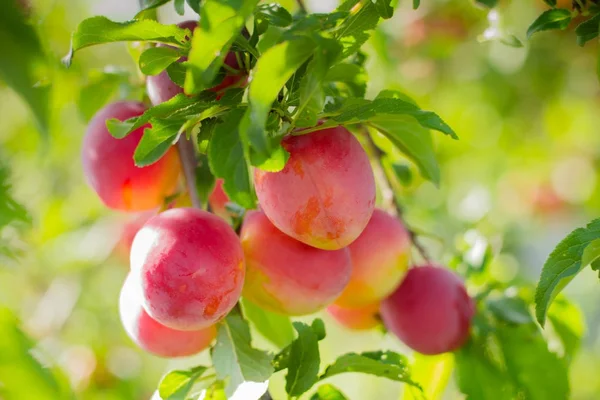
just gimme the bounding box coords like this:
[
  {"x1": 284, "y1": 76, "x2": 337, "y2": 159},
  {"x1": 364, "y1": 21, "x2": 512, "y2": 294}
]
[
  {"x1": 64, "y1": 16, "x2": 190, "y2": 66},
  {"x1": 327, "y1": 95, "x2": 457, "y2": 138},
  {"x1": 139, "y1": 0, "x2": 172, "y2": 10},
  {"x1": 107, "y1": 92, "x2": 216, "y2": 139},
  {"x1": 547, "y1": 296, "x2": 584, "y2": 364},
  {"x1": 455, "y1": 340, "x2": 515, "y2": 400},
  {"x1": 310, "y1": 384, "x2": 348, "y2": 400},
  {"x1": 255, "y1": 3, "x2": 293, "y2": 27},
  {"x1": 535, "y1": 218, "x2": 600, "y2": 325},
  {"x1": 241, "y1": 298, "x2": 295, "y2": 348},
  {"x1": 310, "y1": 319, "x2": 326, "y2": 341},
  {"x1": 295, "y1": 38, "x2": 343, "y2": 128},
  {"x1": 195, "y1": 153, "x2": 216, "y2": 205},
  {"x1": 0, "y1": 163, "x2": 30, "y2": 260},
  {"x1": 336, "y1": 0, "x2": 382, "y2": 38},
  {"x1": 487, "y1": 295, "x2": 533, "y2": 325},
  {"x1": 285, "y1": 322, "x2": 321, "y2": 397},
  {"x1": 167, "y1": 62, "x2": 187, "y2": 87},
  {"x1": 544, "y1": 0, "x2": 557, "y2": 6},
  {"x1": 208, "y1": 108, "x2": 255, "y2": 209},
  {"x1": 324, "y1": 63, "x2": 367, "y2": 98},
  {"x1": 139, "y1": 46, "x2": 182, "y2": 75},
  {"x1": 158, "y1": 366, "x2": 209, "y2": 400},
  {"x1": 184, "y1": 0, "x2": 258, "y2": 94},
  {"x1": 371, "y1": 118, "x2": 440, "y2": 185},
  {"x1": 240, "y1": 37, "x2": 316, "y2": 167},
  {"x1": 174, "y1": 0, "x2": 186, "y2": 15},
  {"x1": 0, "y1": 0, "x2": 50, "y2": 136},
  {"x1": 413, "y1": 0, "x2": 420, "y2": 9},
  {"x1": 77, "y1": 70, "x2": 126, "y2": 122},
  {"x1": 211, "y1": 307, "x2": 274, "y2": 396},
  {"x1": 320, "y1": 351, "x2": 421, "y2": 390},
  {"x1": 133, "y1": 119, "x2": 182, "y2": 167},
  {"x1": 273, "y1": 319, "x2": 326, "y2": 373},
  {"x1": 475, "y1": 0, "x2": 498, "y2": 8},
  {"x1": 187, "y1": 0, "x2": 201, "y2": 13},
  {"x1": 373, "y1": 0, "x2": 394, "y2": 19},
  {"x1": 204, "y1": 380, "x2": 228, "y2": 400},
  {"x1": 581, "y1": 238, "x2": 600, "y2": 267},
  {"x1": 526, "y1": 9, "x2": 572, "y2": 39},
  {"x1": 0, "y1": 308, "x2": 71, "y2": 399},
  {"x1": 286, "y1": 12, "x2": 348, "y2": 39},
  {"x1": 499, "y1": 34, "x2": 524, "y2": 48},
  {"x1": 339, "y1": 32, "x2": 370, "y2": 58},
  {"x1": 496, "y1": 324, "x2": 569, "y2": 400},
  {"x1": 402, "y1": 353, "x2": 453, "y2": 400},
  {"x1": 575, "y1": 13, "x2": 600, "y2": 46},
  {"x1": 389, "y1": 162, "x2": 412, "y2": 186}
]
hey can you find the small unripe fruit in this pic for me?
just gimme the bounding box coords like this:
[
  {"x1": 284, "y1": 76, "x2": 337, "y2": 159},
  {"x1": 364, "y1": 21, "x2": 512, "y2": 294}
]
[
  {"x1": 81, "y1": 101, "x2": 180, "y2": 211},
  {"x1": 119, "y1": 274, "x2": 216, "y2": 357},
  {"x1": 327, "y1": 303, "x2": 381, "y2": 331},
  {"x1": 131, "y1": 208, "x2": 245, "y2": 330},
  {"x1": 335, "y1": 209, "x2": 411, "y2": 308},
  {"x1": 241, "y1": 210, "x2": 352, "y2": 315},
  {"x1": 254, "y1": 126, "x2": 376, "y2": 250},
  {"x1": 380, "y1": 265, "x2": 475, "y2": 355}
]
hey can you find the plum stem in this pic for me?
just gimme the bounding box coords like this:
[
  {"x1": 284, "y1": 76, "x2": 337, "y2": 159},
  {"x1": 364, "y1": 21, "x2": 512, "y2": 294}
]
[
  {"x1": 296, "y1": 0, "x2": 307, "y2": 13},
  {"x1": 176, "y1": 136, "x2": 203, "y2": 209},
  {"x1": 362, "y1": 126, "x2": 432, "y2": 262}
]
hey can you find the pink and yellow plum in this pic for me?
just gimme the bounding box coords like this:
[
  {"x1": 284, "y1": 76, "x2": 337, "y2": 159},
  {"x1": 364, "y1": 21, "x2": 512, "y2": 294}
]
[
  {"x1": 380, "y1": 265, "x2": 475, "y2": 355},
  {"x1": 254, "y1": 126, "x2": 376, "y2": 250},
  {"x1": 130, "y1": 208, "x2": 245, "y2": 330},
  {"x1": 81, "y1": 101, "x2": 180, "y2": 211},
  {"x1": 240, "y1": 210, "x2": 352, "y2": 315},
  {"x1": 119, "y1": 274, "x2": 216, "y2": 357},
  {"x1": 335, "y1": 209, "x2": 411, "y2": 308},
  {"x1": 208, "y1": 179, "x2": 230, "y2": 220},
  {"x1": 327, "y1": 303, "x2": 381, "y2": 331}
]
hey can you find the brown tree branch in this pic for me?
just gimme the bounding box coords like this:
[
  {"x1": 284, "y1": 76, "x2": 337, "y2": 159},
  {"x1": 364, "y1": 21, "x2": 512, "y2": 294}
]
[{"x1": 362, "y1": 127, "x2": 431, "y2": 262}]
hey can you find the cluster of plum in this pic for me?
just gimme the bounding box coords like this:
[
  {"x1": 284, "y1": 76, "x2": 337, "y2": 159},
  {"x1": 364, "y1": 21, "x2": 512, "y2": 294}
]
[{"x1": 80, "y1": 20, "x2": 475, "y2": 360}]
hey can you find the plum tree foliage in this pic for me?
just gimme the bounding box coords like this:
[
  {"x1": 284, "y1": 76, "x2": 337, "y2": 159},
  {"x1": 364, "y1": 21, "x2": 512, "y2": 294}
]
[{"x1": 1, "y1": 0, "x2": 597, "y2": 399}]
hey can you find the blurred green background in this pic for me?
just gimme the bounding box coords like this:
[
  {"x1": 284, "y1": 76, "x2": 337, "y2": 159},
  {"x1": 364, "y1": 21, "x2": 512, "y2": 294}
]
[{"x1": 1, "y1": 0, "x2": 600, "y2": 399}]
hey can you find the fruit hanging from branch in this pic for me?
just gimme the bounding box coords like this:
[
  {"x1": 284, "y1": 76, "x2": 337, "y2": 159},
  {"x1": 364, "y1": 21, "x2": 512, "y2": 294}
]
[
  {"x1": 119, "y1": 274, "x2": 217, "y2": 358},
  {"x1": 381, "y1": 265, "x2": 475, "y2": 355},
  {"x1": 130, "y1": 207, "x2": 245, "y2": 330},
  {"x1": 255, "y1": 126, "x2": 376, "y2": 251},
  {"x1": 240, "y1": 210, "x2": 352, "y2": 316},
  {"x1": 81, "y1": 101, "x2": 181, "y2": 211}
]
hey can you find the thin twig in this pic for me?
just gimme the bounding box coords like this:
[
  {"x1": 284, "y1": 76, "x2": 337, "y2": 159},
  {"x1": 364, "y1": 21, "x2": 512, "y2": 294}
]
[
  {"x1": 362, "y1": 127, "x2": 431, "y2": 262},
  {"x1": 177, "y1": 130, "x2": 202, "y2": 209},
  {"x1": 296, "y1": 0, "x2": 307, "y2": 13}
]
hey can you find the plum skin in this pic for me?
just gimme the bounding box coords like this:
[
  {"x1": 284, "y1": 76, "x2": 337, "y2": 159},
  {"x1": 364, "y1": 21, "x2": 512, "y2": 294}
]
[
  {"x1": 327, "y1": 303, "x2": 381, "y2": 331},
  {"x1": 254, "y1": 126, "x2": 376, "y2": 250},
  {"x1": 81, "y1": 101, "x2": 181, "y2": 211},
  {"x1": 208, "y1": 178, "x2": 230, "y2": 220},
  {"x1": 130, "y1": 207, "x2": 245, "y2": 330},
  {"x1": 240, "y1": 210, "x2": 352, "y2": 316},
  {"x1": 334, "y1": 209, "x2": 411, "y2": 308},
  {"x1": 119, "y1": 274, "x2": 216, "y2": 358},
  {"x1": 380, "y1": 265, "x2": 475, "y2": 355}
]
